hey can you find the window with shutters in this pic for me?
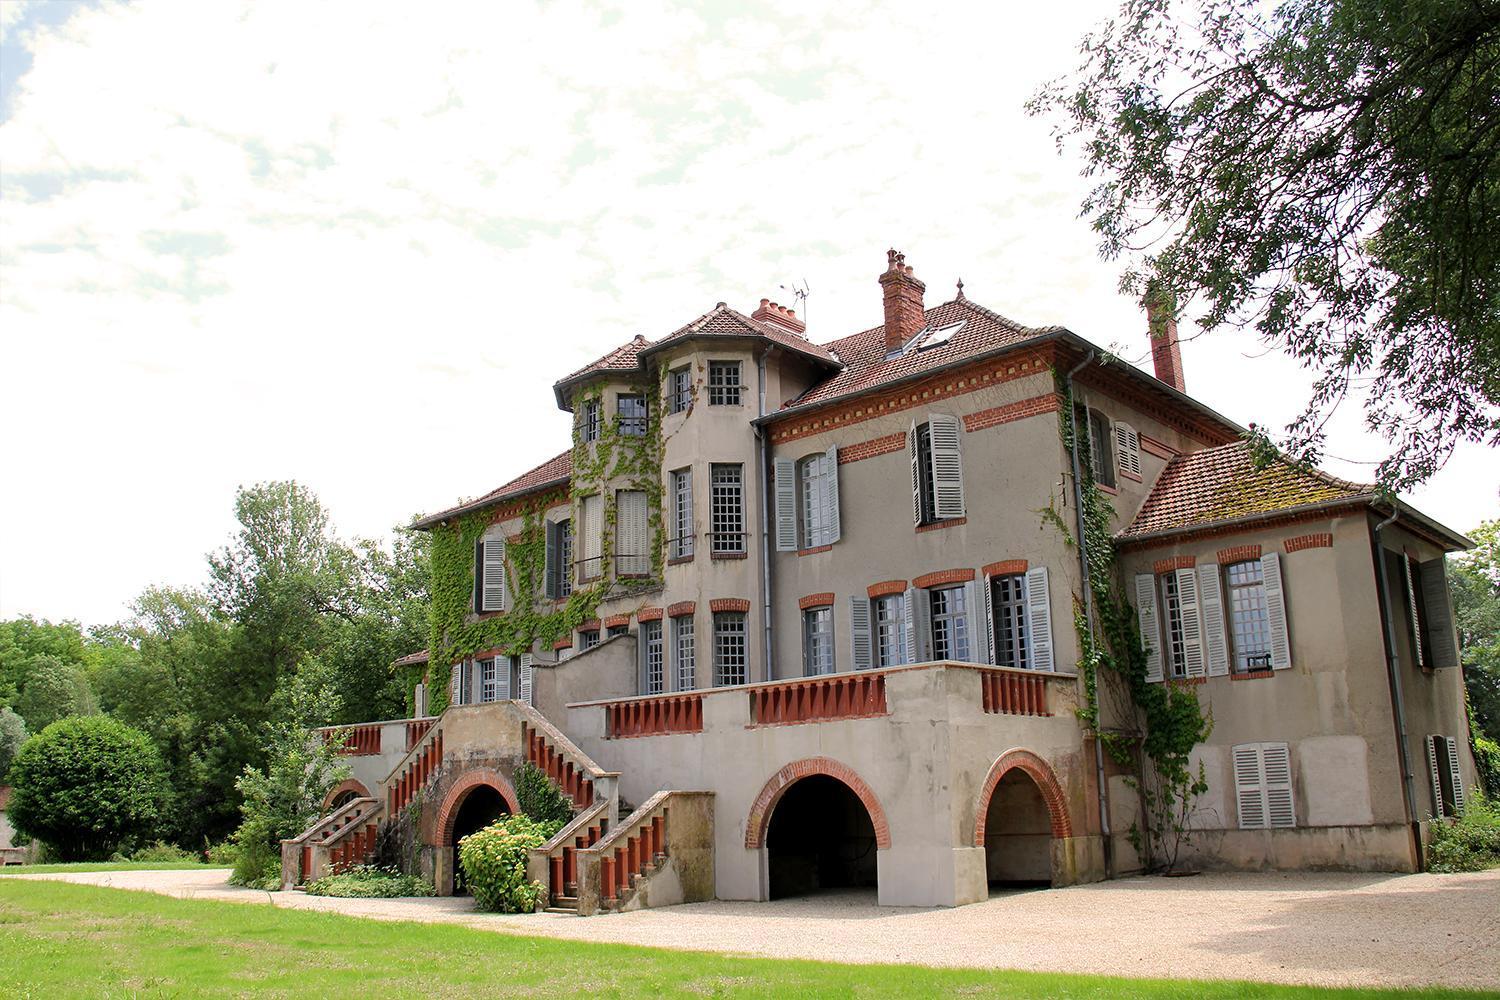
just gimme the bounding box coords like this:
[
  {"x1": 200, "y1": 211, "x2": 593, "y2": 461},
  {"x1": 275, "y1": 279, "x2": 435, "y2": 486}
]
[
  {"x1": 475, "y1": 537, "x2": 507, "y2": 613},
  {"x1": 580, "y1": 400, "x2": 601, "y2": 443},
  {"x1": 873, "y1": 594, "x2": 905, "y2": 667},
  {"x1": 673, "y1": 614, "x2": 695, "y2": 690},
  {"x1": 710, "y1": 463, "x2": 744, "y2": 555},
  {"x1": 615, "y1": 489, "x2": 650, "y2": 576},
  {"x1": 668, "y1": 366, "x2": 692, "y2": 414},
  {"x1": 1226, "y1": 560, "x2": 1272, "y2": 672},
  {"x1": 797, "y1": 452, "x2": 834, "y2": 548},
  {"x1": 670, "y1": 468, "x2": 694, "y2": 559},
  {"x1": 480, "y1": 656, "x2": 499, "y2": 703},
  {"x1": 1074, "y1": 405, "x2": 1116, "y2": 488},
  {"x1": 803, "y1": 606, "x2": 834, "y2": 676},
  {"x1": 1427, "y1": 734, "x2": 1466, "y2": 817},
  {"x1": 578, "y1": 494, "x2": 603, "y2": 581},
  {"x1": 1114, "y1": 421, "x2": 1142, "y2": 480},
  {"x1": 707, "y1": 361, "x2": 741, "y2": 406},
  {"x1": 910, "y1": 415, "x2": 965, "y2": 525},
  {"x1": 928, "y1": 586, "x2": 971, "y2": 661},
  {"x1": 1159, "y1": 572, "x2": 1188, "y2": 678},
  {"x1": 642, "y1": 619, "x2": 664, "y2": 695},
  {"x1": 579, "y1": 628, "x2": 600, "y2": 650},
  {"x1": 1406, "y1": 556, "x2": 1434, "y2": 669},
  {"x1": 990, "y1": 574, "x2": 1030, "y2": 669},
  {"x1": 617, "y1": 393, "x2": 647, "y2": 436},
  {"x1": 546, "y1": 519, "x2": 573, "y2": 599},
  {"x1": 1233, "y1": 742, "x2": 1296, "y2": 829},
  {"x1": 713, "y1": 611, "x2": 747, "y2": 686}
]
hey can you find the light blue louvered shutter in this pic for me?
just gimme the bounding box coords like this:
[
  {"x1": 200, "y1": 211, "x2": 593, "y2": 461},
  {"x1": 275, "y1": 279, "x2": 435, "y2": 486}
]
[
  {"x1": 928, "y1": 413, "x2": 965, "y2": 519},
  {"x1": 823, "y1": 445, "x2": 841, "y2": 545},
  {"x1": 908, "y1": 421, "x2": 921, "y2": 525},
  {"x1": 1261, "y1": 553, "x2": 1291, "y2": 669},
  {"x1": 1197, "y1": 563, "x2": 1230, "y2": 677},
  {"x1": 1025, "y1": 567, "x2": 1054, "y2": 672},
  {"x1": 849, "y1": 597, "x2": 872, "y2": 670},
  {"x1": 1136, "y1": 574, "x2": 1164, "y2": 682},
  {"x1": 519, "y1": 653, "x2": 533, "y2": 705},
  {"x1": 481, "y1": 538, "x2": 507, "y2": 612},
  {"x1": 963, "y1": 578, "x2": 985, "y2": 663},
  {"x1": 1419, "y1": 559, "x2": 1459, "y2": 668},
  {"x1": 774, "y1": 458, "x2": 797, "y2": 551},
  {"x1": 1175, "y1": 567, "x2": 1205, "y2": 678}
]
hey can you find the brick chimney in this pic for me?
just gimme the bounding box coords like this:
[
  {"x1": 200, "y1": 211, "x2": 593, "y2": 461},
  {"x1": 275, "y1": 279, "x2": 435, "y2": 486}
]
[
  {"x1": 1145, "y1": 289, "x2": 1185, "y2": 392},
  {"x1": 751, "y1": 298, "x2": 806, "y2": 336},
  {"x1": 879, "y1": 248, "x2": 926, "y2": 351}
]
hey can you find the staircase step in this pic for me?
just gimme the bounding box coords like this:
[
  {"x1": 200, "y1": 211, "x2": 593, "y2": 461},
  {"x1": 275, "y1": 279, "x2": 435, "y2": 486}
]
[{"x1": 543, "y1": 906, "x2": 579, "y2": 915}]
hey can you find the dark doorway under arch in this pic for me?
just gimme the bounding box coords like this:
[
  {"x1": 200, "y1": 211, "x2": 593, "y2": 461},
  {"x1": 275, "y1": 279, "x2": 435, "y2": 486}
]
[
  {"x1": 450, "y1": 784, "x2": 511, "y2": 896},
  {"x1": 766, "y1": 774, "x2": 878, "y2": 899},
  {"x1": 981, "y1": 769, "x2": 1053, "y2": 889},
  {"x1": 328, "y1": 788, "x2": 360, "y2": 811}
]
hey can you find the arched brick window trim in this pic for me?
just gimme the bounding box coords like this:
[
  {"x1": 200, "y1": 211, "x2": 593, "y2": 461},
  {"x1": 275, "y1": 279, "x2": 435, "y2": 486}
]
[
  {"x1": 973, "y1": 748, "x2": 1072, "y2": 843},
  {"x1": 322, "y1": 778, "x2": 371, "y2": 811},
  {"x1": 434, "y1": 768, "x2": 520, "y2": 846},
  {"x1": 744, "y1": 756, "x2": 891, "y2": 850}
]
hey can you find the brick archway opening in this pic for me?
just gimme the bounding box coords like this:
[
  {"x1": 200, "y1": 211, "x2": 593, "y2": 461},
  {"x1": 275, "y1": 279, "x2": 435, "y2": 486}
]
[
  {"x1": 434, "y1": 768, "x2": 520, "y2": 897},
  {"x1": 323, "y1": 778, "x2": 370, "y2": 812},
  {"x1": 973, "y1": 749, "x2": 1072, "y2": 888},
  {"x1": 745, "y1": 757, "x2": 890, "y2": 901},
  {"x1": 435, "y1": 768, "x2": 520, "y2": 847}
]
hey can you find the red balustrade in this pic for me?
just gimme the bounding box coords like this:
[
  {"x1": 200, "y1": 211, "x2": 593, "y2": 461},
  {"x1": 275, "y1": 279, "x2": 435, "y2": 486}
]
[
  {"x1": 322, "y1": 724, "x2": 382, "y2": 756},
  {"x1": 605, "y1": 694, "x2": 704, "y2": 738},
  {"x1": 750, "y1": 673, "x2": 888, "y2": 726},
  {"x1": 389, "y1": 729, "x2": 444, "y2": 814},
  {"x1": 980, "y1": 669, "x2": 1050, "y2": 716},
  {"x1": 404, "y1": 718, "x2": 434, "y2": 751},
  {"x1": 523, "y1": 724, "x2": 594, "y2": 808},
  {"x1": 596, "y1": 803, "x2": 670, "y2": 905}
]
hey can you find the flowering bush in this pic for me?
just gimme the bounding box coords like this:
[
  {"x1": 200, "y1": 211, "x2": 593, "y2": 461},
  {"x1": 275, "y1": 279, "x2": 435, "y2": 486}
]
[
  {"x1": 458, "y1": 814, "x2": 562, "y2": 913},
  {"x1": 305, "y1": 863, "x2": 434, "y2": 898}
]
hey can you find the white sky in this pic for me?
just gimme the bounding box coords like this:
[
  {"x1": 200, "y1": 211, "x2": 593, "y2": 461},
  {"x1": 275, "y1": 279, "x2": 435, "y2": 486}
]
[{"x1": 1, "y1": 0, "x2": 1495, "y2": 627}]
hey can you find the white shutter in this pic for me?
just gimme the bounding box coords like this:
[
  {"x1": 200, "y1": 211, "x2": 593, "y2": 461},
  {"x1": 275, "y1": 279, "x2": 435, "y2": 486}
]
[
  {"x1": 481, "y1": 538, "x2": 507, "y2": 612},
  {"x1": 1175, "y1": 567, "x2": 1205, "y2": 678},
  {"x1": 981, "y1": 574, "x2": 995, "y2": 665},
  {"x1": 908, "y1": 421, "x2": 921, "y2": 525},
  {"x1": 1426, "y1": 735, "x2": 1445, "y2": 818},
  {"x1": 963, "y1": 579, "x2": 984, "y2": 664},
  {"x1": 580, "y1": 495, "x2": 603, "y2": 574},
  {"x1": 823, "y1": 445, "x2": 841, "y2": 545},
  {"x1": 414, "y1": 682, "x2": 426, "y2": 718},
  {"x1": 1402, "y1": 556, "x2": 1424, "y2": 669},
  {"x1": 1444, "y1": 736, "x2": 1465, "y2": 815},
  {"x1": 903, "y1": 587, "x2": 926, "y2": 665},
  {"x1": 1234, "y1": 744, "x2": 1267, "y2": 829},
  {"x1": 1419, "y1": 559, "x2": 1458, "y2": 668},
  {"x1": 449, "y1": 663, "x2": 461, "y2": 705},
  {"x1": 1025, "y1": 567, "x2": 1054, "y2": 672},
  {"x1": 493, "y1": 656, "x2": 509, "y2": 700},
  {"x1": 928, "y1": 413, "x2": 966, "y2": 519},
  {"x1": 1198, "y1": 563, "x2": 1230, "y2": 677},
  {"x1": 1262, "y1": 743, "x2": 1296, "y2": 828},
  {"x1": 1115, "y1": 422, "x2": 1142, "y2": 479},
  {"x1": 1136, "y1": 574, "x2": 1164, "y2": 682},
  {"x1": 1261, "y1": 553, "x2": 1291, "y2": 669},
  {"x1": 849, "y1": 597, "x2": 873, "y2": 670},
  {"x1": 519, "y1": 653, "x2": 534, "y2": 705},
  {"x1": 774, "y1": 458, "x2": 797, "y2": 551}
]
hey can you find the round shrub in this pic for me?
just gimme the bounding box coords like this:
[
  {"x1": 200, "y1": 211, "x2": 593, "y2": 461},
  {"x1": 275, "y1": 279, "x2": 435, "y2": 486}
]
[
  {"x1": 8, "y1": 715, "x2": 169, "y2": 861},
  {"x1": 458, "y1": 814, "x2": 562, "y2": 913}
]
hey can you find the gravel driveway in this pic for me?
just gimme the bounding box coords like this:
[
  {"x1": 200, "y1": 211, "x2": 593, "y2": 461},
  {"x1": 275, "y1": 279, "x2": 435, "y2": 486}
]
[{"x1": 7, "y1": 867, "x2": 1497, "y2": 990}]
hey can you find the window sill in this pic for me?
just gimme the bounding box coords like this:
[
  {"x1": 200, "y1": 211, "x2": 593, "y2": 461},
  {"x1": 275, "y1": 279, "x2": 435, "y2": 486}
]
[
  {"x1": 711, "y1": 551, "x2": 748, "y2": 561},
  {"x1": 1096, "y1": 483, "x2": 1119, "y2": 496},
  {"x1": 617, "y1": 573, "x2": 653, "y2": 580},
  {"x1": 579, "y1": 575, "x2": 602, "y2": 585},
  {"x1": 1120, "y1": 469, "x2": 1143, "y2": 483},
  {"x1": 667, "y1": 554, "x2": 695, "y2": 566},
  {"x1": 1231, "y1": 669, "x2": 1278, "y2": 681},
  {"x1": 916, "y1": 517, "x2": 967, "y2": 533},
  {"x1": 797, "y1": 544, "x2": 833, "y2": 557},
  {"x1": 1166, "y1": 676, "x2": 1206, "y2": 687}
]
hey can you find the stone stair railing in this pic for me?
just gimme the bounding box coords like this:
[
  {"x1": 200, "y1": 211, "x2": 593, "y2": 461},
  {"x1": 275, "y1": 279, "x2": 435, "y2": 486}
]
[
  {"x1": 528, "y1": 799, "x2": 612, "y2": 913},
  {"x1": 279, "y1": 795, "x2": 383, "y2": 890},
  {"x1": 385, "y1": 713, "x2": 446, "y2": 815},
  {"x1": 516, "y1": 703, "x2": 619, "y2": 814},
  {"x1": 570, "y1": 790, "x2": 714, "y2": 915}
]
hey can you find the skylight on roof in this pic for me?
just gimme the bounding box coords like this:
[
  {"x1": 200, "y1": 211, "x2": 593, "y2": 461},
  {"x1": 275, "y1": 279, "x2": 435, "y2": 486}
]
[{"x1": 916, "y1": 320, "x2": 964, "y2": 350}]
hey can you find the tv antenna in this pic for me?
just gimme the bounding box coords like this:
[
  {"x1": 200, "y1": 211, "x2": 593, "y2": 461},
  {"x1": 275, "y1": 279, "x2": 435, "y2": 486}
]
[{"x1": 779, "y1": 279, "x2": 810, "y2": 323}]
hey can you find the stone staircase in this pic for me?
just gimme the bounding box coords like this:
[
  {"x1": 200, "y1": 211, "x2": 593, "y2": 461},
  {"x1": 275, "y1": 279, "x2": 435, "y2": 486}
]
[{"x1": 279, "y1": 795, "x2": 384, "y2": 890}]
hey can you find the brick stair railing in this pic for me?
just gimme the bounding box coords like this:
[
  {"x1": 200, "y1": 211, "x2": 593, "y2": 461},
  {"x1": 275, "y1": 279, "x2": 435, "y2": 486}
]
[
  {"x1": 385, "y1": 715, "x2": 446, "y2": 815},
  {"x1": 584, "y1": 791, "x2": 671, "y2": 913},
  {"x1": 563, "y1": 790, "x2": 712, "y2": 916},
  {"x1": 516, "y1": 703, "x2": 619, "y2": 814},
  {"x1": 531, "y1": 799, "x2": 612, "y2": 913},
  {"x1": 279, "y1": 796, "x2": 383, "y2": 889}
]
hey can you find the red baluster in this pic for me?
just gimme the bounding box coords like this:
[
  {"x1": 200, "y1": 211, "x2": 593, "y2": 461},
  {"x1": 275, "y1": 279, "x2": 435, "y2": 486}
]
[
  {"x1": 601, "y1": 856, "x2": 616, "y2": 899},
  {"x1": 550, "y1": 855, "x2": 563, "y2": 899}
]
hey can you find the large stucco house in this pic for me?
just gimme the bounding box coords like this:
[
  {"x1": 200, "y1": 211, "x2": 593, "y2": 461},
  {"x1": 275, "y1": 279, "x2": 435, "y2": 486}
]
[{"x1": 283, "y1": 249, "x2": 1477, "y2": 913}]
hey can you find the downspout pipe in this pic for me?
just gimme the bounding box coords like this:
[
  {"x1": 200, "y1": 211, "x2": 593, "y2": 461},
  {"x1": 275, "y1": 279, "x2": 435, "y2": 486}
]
[
  {"x1": 1063, "y1": 350, "x2": 1113, "y2": 876},
  {"x1": 756, "y1": 351, "x2": 775, "y2": 682},
  {"x1": 1374, "y1": 508, "x2": 1424, "y2": 870}
]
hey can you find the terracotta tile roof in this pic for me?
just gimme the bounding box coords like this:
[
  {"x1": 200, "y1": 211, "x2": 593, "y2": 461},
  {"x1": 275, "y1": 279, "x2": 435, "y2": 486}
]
[
  {"x1": 392, "y1": 650, "x2": 429, "y2": 668},
  {"x1": 648, "y1": 304, "x2": 839, "y2": 365},
  {"x1": 559, "y1": 334, "x2": 651, "y2": 384},
  {"x1": 1120, "y1": 441, "x2": 1373, "y2": 539},
  {"x1": 786, "y1": 298, "x2": 1056, "y2": 409},
  {"x1": 412, "y1": 449, "x2": 572, "y2": 528}
]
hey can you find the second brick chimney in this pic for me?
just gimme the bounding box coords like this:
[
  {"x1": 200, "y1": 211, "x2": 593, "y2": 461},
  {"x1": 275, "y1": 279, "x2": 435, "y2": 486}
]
[
  {"x1": 879, "y1": 248, "x2": 926, "y2": 352},
  {"x1": 1145, "y1": 288, "x2": 1186, "y2": 392},
  {"x1": 751, "y1": 298, "x2": 807, "y2": 336}
]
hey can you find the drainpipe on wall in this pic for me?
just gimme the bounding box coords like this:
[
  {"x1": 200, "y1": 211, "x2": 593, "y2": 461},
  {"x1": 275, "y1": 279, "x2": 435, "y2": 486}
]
[
  {"x1": 1373, "y1": 508, "x2": 1424, "y2": 870},
  {"x1": 756, "y1": 351, "x2": 775, "y2": 682},
  {"x1": 1063, "y1": 350, "x2": 1113, "y2": 876}
]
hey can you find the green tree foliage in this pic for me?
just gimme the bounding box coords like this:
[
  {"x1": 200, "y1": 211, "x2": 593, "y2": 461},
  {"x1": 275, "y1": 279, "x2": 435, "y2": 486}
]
[
  {"x1": 13, "y1": 656, "x2": 99, "y2": 732},
  {"x1": 7, "y1": 716, "x2": 170, "y2": 860},
  {"x1": 515, "y1": 761, "x2": 576, "y2": 827},
  {"x1": 1033, "y1": 0, "x2": 1500, "y2": 488},
  {"x1": 0, "y1": 707, "x2": 27, "y2": 783},
  {"x1": 1451, "y1": 519, "x2": 1500, "y2": 750},
  {"x1": 457, "y1": 814, "x2": 562, "y2": 913}
]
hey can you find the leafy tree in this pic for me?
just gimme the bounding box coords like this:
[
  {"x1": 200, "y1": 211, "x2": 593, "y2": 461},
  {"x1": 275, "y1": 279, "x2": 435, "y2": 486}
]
[
  {"x1": 0, "y1": 616, "x2": 90, "y2": 707},
  {"x1": 1033, "y1": 0, "x2": 1500, "y2": 488},
  {"x1": 13, "y1": 656, "x2": 99, "y2": 732},
  {"x1": 8, "y1": 716, "x2": 170, "y2": 860},
  {"x1": 0, "y1": 707, "x2": 27, "y2": 783},
  {"x1": 1452, "y1": 519, "x2": 1500, "y2": 740}
]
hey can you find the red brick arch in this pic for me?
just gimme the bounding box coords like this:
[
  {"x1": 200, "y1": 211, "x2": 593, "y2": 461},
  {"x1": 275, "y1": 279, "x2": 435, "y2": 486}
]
[
  {"x1": 973, "y1": 748, "x2": 1073, "y2": 844},
  {"x1": 744, "y1": 757, "x2": 891, "y2": 850},
  {"x1": 434, "y1": 768, "x2": 520, "y2": 846},
  {"x1": 322, "y1": 778, "x2": 370, "y2": 811}
]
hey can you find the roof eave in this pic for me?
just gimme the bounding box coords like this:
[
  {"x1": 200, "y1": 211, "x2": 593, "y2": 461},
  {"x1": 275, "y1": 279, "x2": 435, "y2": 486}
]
[
  {"x1": 409, "y1": 476, "x2": 571, "y2": 531},
  {"x1": 1114, "y1": 495, "x2": 1379, "y2": 548},
  {"x1": 637, "y1": 330, "x2": 840, "y2": 371},
  {"x1": 1374, "y1": 498, "x2": 1475, "y2": 552}
]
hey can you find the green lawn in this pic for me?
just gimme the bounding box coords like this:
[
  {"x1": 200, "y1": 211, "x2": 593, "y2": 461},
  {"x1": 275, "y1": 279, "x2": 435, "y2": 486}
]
[
  {"x1": 0, "y1": 881, "x2": 1488, "y2": 999},
  {"x1": 0, "y1": 861, "x2": 218, "y2": 875}
]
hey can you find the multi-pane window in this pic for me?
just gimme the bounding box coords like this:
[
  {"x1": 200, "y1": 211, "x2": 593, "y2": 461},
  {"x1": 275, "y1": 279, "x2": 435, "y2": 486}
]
[
  {"x1": 579, "y1": 629, "x2": 600, "y2": 650},
  {"x1": 617, "y1": 394, "x2": 647, "y2": 436},
  {"x1": 556, "y1": 519, "x2": 572, "y2": 597},
  {"x1": 1226, "y1": 560, "x2": 1272, "y2": 672},
  {"x1": 710, "y1": 463, "x2": 744, "y2": 554},
  {"x1": 991, "y1": 574, "x2": 1030, "y2": 669},
  {"x1": 798, "y1": 453, "x2": 833, "y2": 548},
  {"x1": 909, "y1": 414, "x2": 965, "y2": 525},
  {"x1": 673, "y1": 615, "x2": 695, "y2": 691},
  {"x1": 929, "y1": 586, "x2": 970, "y2": 662},
  {"x1": 874, "y1": 594, "x2": 904, "y2": 667},
  {"x1": 670, "y1": 468, "x2": 694, "y2": 559},
  {"x1": 914, "y1": 423, "x2": 937, "y2": 524},
  {"x1": 480, "y1": 656, "x2": 499, "y2": 703},
  {"x1": 642, "y1": 620, "x2": 664, "y2": 695},
  {"x1": 581, "y1": 400, "x2": 601, "y2": 443},
  {"x1": 1159, "y1": 572, "x2": 1188, "y2": 678},
  {"x1": 1088, "y1": 409, "x2": 1116, "y2": 488},
  {"x1": 803, "y1": 606, "x2": 834, "y2": 676},
  {"x1": 607, "y1": 623, "x2": 629, "y2": 638},
  {"x1": 708, "y1": 361, "x2": 741, "y2": 406},
  {"x1": 668, "y1": 366, "x2": 692, "y2": 414},
  {"x1": 714, "y1": 611, "x2": 748, "y2": 686}
]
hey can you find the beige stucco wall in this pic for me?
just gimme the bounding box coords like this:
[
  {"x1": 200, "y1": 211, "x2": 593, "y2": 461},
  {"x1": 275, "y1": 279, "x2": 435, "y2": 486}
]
[{"x1": 0, "y1": 807, "x2": 13, "y2": 851}]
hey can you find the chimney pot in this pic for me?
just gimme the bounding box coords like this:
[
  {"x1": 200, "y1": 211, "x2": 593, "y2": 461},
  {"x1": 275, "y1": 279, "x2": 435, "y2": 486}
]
[
  {"x1": 752, "y1": 296, "x2": 807, "y2": 335},
  {"x1": 879, "y1": 247, "x2": 927, "y2": 351}
]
